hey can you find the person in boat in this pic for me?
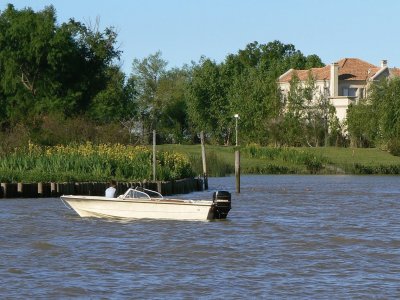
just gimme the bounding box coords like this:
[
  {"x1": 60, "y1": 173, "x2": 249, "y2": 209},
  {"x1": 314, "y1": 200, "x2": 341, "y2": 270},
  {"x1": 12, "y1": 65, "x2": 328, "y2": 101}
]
[{"x1": 105, "y1": 180, "x2": 117, "y2": 198}]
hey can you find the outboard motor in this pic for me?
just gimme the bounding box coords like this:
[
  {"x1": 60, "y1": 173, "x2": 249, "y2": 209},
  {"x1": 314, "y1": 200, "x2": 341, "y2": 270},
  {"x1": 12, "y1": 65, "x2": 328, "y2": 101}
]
[{"x1": 212, "y1": 191, "x2": 231, "y2": 219}]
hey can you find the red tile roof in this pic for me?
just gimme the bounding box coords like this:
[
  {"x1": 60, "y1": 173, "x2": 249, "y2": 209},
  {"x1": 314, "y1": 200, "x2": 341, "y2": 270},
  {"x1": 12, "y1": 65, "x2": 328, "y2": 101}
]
[
  {"x1": 278, "y1": 58, "x2": 381, "y2": 82},
  {"x1": 390, "y1": 67, "x2": 400, "y2": 77}
]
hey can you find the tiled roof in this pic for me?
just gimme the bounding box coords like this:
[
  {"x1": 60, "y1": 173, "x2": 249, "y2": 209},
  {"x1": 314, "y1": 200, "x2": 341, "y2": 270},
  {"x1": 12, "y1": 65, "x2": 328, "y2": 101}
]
[
  {"x1": 390, "y1": 67, "x2": 400, "y2": 77},
  {"x1": 278, "y1": 58, "x2": 381, "y2": 82}
]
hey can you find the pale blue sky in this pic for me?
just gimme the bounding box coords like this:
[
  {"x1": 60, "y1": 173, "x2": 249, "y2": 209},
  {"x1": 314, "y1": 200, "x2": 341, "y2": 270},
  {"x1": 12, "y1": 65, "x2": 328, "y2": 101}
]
[{"x1": 2, "y1": 0, "x2": 400, "y2": 75}]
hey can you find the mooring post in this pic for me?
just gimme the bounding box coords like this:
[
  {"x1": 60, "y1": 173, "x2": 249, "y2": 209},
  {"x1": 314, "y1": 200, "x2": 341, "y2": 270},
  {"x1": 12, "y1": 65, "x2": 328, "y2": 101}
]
[
  {"x1": 200, "y1": 131, "x2": 208, "y2": 190},
  {"x1": 235, "y1": 150, "x2": 240, "y2": 193},
  {"x1": 153, "y1": 130, "x2": 156, "y2": 181}
]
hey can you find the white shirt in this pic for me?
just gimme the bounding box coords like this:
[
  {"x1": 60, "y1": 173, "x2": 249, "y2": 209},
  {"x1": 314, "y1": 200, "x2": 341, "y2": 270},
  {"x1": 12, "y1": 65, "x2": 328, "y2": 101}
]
[{"x1": 105, "y1": 186, "x2": 116, "y2": 198}]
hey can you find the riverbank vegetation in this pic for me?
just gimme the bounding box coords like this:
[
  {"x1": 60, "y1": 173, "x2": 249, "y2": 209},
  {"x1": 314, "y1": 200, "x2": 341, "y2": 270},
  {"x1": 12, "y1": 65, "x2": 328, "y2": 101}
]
[
  {"x1": 2, "y1": 5, "x2": 400, "y2": 182},
  {"x1": 0, "y1": 142, "x2": 194, "y2": 182},
  {"x1": 159, "y1": 144, "x2": 400, "y2": 176},
  {"x1": 2, "y1": 143, "x2": 400, "y2": 183}
]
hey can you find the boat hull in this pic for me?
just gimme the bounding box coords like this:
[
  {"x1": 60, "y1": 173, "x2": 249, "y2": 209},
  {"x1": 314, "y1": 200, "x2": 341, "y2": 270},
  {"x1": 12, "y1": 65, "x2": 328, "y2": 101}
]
[{"x1": 61, "y1": 196, "x2": 216, "y2": 221}]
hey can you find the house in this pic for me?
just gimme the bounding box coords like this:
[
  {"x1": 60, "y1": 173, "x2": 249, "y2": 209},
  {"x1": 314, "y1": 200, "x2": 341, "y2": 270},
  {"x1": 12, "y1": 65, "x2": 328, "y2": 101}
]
[{"x1": 278, "y1": 58, "x2": 400, "y2": 122}]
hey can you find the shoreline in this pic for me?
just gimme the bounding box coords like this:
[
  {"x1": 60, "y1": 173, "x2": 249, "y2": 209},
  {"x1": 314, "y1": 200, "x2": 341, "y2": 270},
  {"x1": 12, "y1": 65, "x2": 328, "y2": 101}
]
[{"x1": 0, "y1": 178, "x2": 204, "y2": 199}]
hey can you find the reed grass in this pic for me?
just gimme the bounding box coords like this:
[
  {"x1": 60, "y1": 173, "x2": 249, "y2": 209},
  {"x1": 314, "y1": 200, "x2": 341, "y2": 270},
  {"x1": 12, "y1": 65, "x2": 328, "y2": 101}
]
[{"x1": 0, "y1": 142, "x2": 194, "y2": 182}]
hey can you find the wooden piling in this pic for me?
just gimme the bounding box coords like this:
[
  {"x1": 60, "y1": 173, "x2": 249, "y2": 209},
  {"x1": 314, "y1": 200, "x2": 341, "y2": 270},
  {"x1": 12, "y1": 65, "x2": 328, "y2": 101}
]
[
  {"x1": 17, "y1": 182, "x2": 23, "y2": 197},
  {"x1": 2, "y1": 183, "x2": 17, "y2": 198},
  {"x1": 50, "y1": 182, "x2": 57, "y2": 197},
  {"x1": 235, "y1": 150, "x2": 240, "y2": 193},
  {"x1": 153, "y1": 130, "x2": 156, "y2": 181},
  {"x1": 200, "y1": 131, "x2": 208, "y2": 190},
  {"x1": 38, "y1": 182, "x2": 51, "y2": 197}
]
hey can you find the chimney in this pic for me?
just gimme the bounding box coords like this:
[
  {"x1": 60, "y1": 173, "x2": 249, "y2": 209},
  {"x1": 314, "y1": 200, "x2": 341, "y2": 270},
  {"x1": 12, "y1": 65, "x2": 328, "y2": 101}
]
[
  {"x1": 381, "y1": 60, "x2": 388, "y2": 68},
  {"x1": 330, "y1": 63, "x2": 339, "y2": 97}
]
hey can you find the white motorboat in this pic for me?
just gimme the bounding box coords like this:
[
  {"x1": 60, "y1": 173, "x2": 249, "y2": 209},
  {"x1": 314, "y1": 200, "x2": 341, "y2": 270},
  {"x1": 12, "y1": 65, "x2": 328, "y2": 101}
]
[{"x1": 61, "y1": 187, "x2": 231, "y2": 221}]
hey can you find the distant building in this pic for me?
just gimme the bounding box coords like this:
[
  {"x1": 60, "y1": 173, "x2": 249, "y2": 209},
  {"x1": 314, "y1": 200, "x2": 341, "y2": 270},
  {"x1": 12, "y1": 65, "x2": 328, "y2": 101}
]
[{"x1": 278, "y1": 58, "x2": 400, "y2": 122}]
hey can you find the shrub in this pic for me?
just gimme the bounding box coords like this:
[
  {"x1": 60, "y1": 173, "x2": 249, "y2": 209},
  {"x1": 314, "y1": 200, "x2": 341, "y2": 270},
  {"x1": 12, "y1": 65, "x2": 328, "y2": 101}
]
[{"x1": 388, "y1": 139, "x2": 400, "y2": 157}]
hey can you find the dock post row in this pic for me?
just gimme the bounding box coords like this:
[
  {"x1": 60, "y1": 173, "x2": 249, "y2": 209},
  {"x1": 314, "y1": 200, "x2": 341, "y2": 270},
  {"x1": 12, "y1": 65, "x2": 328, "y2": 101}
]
[{"x1": 0, "y1": 178, "x2": 204, "y2": 199}]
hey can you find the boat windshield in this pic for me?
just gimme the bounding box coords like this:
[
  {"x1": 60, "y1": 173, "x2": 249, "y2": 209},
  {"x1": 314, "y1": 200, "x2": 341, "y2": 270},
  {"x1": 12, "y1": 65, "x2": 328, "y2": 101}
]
[{"x1": 122, "y1": 187, "x2": 163, "y2": 200}]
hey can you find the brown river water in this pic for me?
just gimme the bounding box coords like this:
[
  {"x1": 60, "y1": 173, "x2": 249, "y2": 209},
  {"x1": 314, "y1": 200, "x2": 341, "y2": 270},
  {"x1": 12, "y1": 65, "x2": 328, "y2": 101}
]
[{"x1": 1, "y1": 175, "x2": 400, "y2": 299}]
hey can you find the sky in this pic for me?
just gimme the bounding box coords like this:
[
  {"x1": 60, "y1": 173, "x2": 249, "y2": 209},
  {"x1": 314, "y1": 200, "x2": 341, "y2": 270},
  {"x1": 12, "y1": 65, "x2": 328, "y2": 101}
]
[{"x1": 2, "y1": 0, "x2": 400, "y2": 75}]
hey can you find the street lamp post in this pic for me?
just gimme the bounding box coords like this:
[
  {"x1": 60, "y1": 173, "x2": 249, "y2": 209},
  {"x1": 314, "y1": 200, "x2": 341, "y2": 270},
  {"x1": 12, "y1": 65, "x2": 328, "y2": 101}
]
[
  {"x1": 234, "y1": 113, "x2": 240, "y2": 193},
  {"x1": 234, "y1": 114, "x2": 239, "y2": 146}
]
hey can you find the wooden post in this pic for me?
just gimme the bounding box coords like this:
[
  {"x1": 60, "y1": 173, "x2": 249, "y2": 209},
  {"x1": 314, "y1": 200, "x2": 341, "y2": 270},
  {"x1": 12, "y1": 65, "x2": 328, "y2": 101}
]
[
  {"x1": 200, "y1": 131, "x2": 208, "y2": 190},
  {"x1": 37, "y1": 182, "x2": 43, "y2": 197},
  {"x1": 51, "y1": 182, "x2": 57, "y2": 197},
  {"x1": 17, "y1": 182, "x2": 23, "y2": 197},
  {"x1": 153, "y1": 130, "x2": 156, "y2": 181},
  {"x1": 235, "y1": 150, "x2": 240, "y2": 193}
]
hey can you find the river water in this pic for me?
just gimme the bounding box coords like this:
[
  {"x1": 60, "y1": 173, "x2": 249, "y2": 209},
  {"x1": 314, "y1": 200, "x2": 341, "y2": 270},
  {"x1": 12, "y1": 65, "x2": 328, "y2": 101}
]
[{"x1": 1, "y1": 175, "x2": 400, "y2": 299}]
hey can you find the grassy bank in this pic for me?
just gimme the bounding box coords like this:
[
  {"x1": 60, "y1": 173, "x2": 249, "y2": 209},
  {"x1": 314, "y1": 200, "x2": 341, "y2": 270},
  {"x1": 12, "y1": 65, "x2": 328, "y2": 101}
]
[
  {"x1": 158, "y1": 144, "x2": 400, "y2": 176},
  {"x1": 2, "y1": 143, "x2": 400, "y2": 183}
]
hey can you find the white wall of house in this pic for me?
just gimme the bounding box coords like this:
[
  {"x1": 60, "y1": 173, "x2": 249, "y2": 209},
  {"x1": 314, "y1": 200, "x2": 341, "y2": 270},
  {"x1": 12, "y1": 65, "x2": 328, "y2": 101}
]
[
  {"x1": 279, "y1": 78, "x2": 367, "y2": 123},
  {"x1": 329, "y1": 97, "x2": 357, "y2": 122}
]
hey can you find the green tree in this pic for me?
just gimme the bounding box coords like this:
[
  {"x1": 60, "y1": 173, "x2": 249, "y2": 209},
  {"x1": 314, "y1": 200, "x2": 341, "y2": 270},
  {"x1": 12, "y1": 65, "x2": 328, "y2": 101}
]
[
  {"x1": 280, "y1": 73, "x2": 337, "y2": 147},
  {"x1": 156, "y1": 67, "x2": 191, "y2": 143},
  {"x1": 88, "y1": 66, "x2": 135, "y2": 123},
  {"x1": 226, "y1": 67, "x2": 281, "y2": 145},
  {"x1": 0, "y1": 4, "x2": 58, "y2": 123},
  {"x1": 374, "y1": 77, "x2": 400, "y2": 143},
  {"x1": 0, "y1": 4, "x2": 122, "y2": 125},
  {"x1": 129, "y1": 51, "x2": 168, "y2": 143},
  {"x1": 347, "y1": 100, "x2": 377, "y2": 147},
  {"x1": 347, "y1": 78, "x2": 400, "y2": 149},
  {"x1": 186, "y1": 40, "x2": 324, "y2": 146},
  {"x1": 281, "y1": 75, "x2": 305, "y2": 146},
  {"x1": 187, "y1": 58, "x2": 230, "y2": 144}
]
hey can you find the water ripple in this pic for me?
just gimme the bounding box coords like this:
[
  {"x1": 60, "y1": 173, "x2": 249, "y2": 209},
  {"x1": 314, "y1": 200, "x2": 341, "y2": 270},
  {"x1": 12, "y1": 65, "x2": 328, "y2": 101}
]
[{"x1": 1, "y1": 175, "x2": 400, "y2": 298}]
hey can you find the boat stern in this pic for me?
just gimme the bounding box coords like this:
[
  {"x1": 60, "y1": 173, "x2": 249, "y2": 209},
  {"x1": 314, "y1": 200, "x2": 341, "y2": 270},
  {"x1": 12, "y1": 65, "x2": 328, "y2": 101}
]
[{"x1": 211, "y1": 191, "x2": 231, "y2": 219}]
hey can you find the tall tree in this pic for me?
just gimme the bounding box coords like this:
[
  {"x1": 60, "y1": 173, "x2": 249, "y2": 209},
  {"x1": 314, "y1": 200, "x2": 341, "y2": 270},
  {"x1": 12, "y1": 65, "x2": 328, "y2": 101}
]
[
  {"x1": 156, "y1": 67, "x2": 190, "y2": 143},
  {"x1": 88, "y1": 66, "x2": 136, "y2": 123},
  {"x1": 348, "y1": 77, "x2": 400, "y2": 148},
  {"x1": 187, "y1": 58, "x2": 230, "y2": 144},
  {"x1": 0, "y1": 4, "x2": 122, "y2": 125},
  {"x1": 129, "y1": 51, "x2": 167, "y2": 142},
  {"x1": 186, "y1": 40, "x2": 324, "y2": 146}
]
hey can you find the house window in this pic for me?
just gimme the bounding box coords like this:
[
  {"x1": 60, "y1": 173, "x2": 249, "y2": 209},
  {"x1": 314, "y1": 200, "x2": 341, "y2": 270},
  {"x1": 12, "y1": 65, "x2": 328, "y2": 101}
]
[
  {"x1": 343, "y1": 88, "x2": 357, "y2": 97},
  {"x1": 348, "y1": 88, "x2": 357, "y2": 97}
]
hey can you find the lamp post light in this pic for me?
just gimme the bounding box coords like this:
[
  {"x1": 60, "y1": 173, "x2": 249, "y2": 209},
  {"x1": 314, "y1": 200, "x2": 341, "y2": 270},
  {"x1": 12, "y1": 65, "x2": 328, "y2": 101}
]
[{"x1": 234, "y1": 114, "x2": 239, "y2": 146}]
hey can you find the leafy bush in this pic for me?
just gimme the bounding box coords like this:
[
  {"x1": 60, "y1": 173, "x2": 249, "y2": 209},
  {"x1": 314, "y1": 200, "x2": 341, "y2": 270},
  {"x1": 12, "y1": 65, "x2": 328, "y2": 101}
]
[{"x1": 388, "y1": 139, "x2": 400, "y2": 157}]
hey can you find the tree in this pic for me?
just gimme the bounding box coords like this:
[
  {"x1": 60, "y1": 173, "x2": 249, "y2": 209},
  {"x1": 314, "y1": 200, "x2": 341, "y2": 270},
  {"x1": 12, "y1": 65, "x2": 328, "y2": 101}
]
[
  {"x1": 0, "y1": 4, "x2": 122, "y2": 125},
  {"x1": 347, "y1": 101, "x2": 377, "y2": 147},
  {"x1": 347, "y1": 78, "x2": 400, "y2": 149},
  {"x1": 279, "y1": 73, "x2": 337, "y2": 147},
  {"x1": 129, "y1": 51, "x2": 168, "y2": 143},
  {"x1": 186, "y1": 40, "x2": 324, "y2": 146},
  {"x1": 225, "y1": 67, "x2": 281, "y2": 145},
  {"x1": 88, "y1": 66, "x2": 136, "y2": 123},
  {"x1": 156, "y1": 67, "x2": 191, "y2": 143},
  {"x1": 0, "y1": 4, "x2": 58, "y2": 123},
  {"x1": 186, "y1": 58, "x2": 230, "y2": 144},
  {"x1": 281, "y1": 75, "x2": 306, "y2": 146}
]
